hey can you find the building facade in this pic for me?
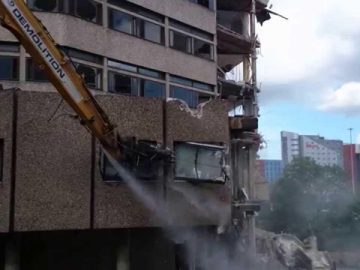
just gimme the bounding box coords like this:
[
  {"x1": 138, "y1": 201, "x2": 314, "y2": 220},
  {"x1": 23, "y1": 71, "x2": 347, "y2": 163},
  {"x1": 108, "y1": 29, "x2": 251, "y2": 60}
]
[
  {"x1": 258, "y1": 159, "x2": 283, "y2": 183},
  {"x1": 343, "y1": 144, "x2": 360, "y2": 193},
  {"x1": 0, "y1": 0, "x2": 269, "y2": 269},
  {"x1": 281, "y1": 131, "x2": 344, "y2": 168}
]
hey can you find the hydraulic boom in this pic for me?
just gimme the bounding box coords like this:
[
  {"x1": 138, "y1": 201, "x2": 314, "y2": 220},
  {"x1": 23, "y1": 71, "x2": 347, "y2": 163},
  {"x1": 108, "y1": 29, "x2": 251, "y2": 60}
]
[{"x1": 0, "y1": 0, "x2": 121, "y2": 158}]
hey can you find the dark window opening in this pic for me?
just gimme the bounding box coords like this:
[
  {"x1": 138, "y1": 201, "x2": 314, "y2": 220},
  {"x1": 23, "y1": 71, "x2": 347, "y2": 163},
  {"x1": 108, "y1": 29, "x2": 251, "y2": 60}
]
[
  {"x1": 100, "y1": 140, "x2": 161, "y2": 182},
  {"x1": 108, "y1": 72, "x2": 138, "y2": 95},
  {"x1": 0, "y1": 56, "x2": 19, "y2": 81},
  {"x1": 0, "y1": 139, "x2": 3, "y2": 182},
  {"x1": 26, "y1": 58, "x2": 48, "y2": 82},
  {"x1": 170, "y1": 31, "x2": 192, "y2": 54},
  {"x1": 170, "y1": 86, "x2": 199, "y2": 108},
  {"x1": 31, "y1": 0, "x2": 58, "y2": 12},
  {"x1": 174, "y1": 142, "x2": 225, "y2": 183},
  {"x1": 194, "y1": 39, "x2": 213, "y2": 60},
  {"x1": 141, "y1": 80, "x2": 165, "y2": 98},
  {"x1": 75, "y1": 63, "x2": 102, "y2": 90}
]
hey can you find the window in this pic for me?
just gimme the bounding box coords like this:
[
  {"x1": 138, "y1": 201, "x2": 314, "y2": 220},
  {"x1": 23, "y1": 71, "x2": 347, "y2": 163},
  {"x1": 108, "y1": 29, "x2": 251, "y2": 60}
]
[
  {"x1": 0, "y1": 139, "x2": 3, "y2": 182},
  {"x1": 62, "y1": 47, "x2": 103, "y2": 65},
  {"x1": 108, "y1": 8, "x2": 165, "y2": 44},
  {"x1": 108, "y1": 60, "x2": 137, "y2": 73},
  {"x1": 28, "y1": 0, "x2": 59, "y2": 12},
  {"x1": 100, "y1": 141, "x2": 161, "y2": 182},
  {"x1": 75, "y1": 63, "x2": 102, "y2": 90},
  {"x1": 170, "y1": 31, "x2": 192, "y2": 54},
  {"x1": 194, "y1": 39, "x2": 213, "y2": 60},
  {"x1": 170, "y1": 86, "x2": 199, "y2": 108},
  {"x1": 175, "y1": 142, "x2": 225, "y2": 183},
  {"x1": 108, "y1": 0, "x2": 164, "y2": 22},
  {"x1": 26, "y1": 58, "x2": 48, "y2": 82},
  {"x1": 0, "y1": 56, "x2": 19, "y2": 81},
  {"x1": 109, "y1": 8, "x2": 133, "y2": 35},
  {"x1": 141, "y1": 21, "x2": 163, "y2": 44},
  {"x1": 28, "y1": 0, "x2": 102, "y2": 24},
  {"x1": 189, "y1": 0, "x2": 214, "y2": 10},
  {"x1": 170, "y1": 75, "x2": 214, "y2": 92},
  {"x1": 0, "y1": 43, "x2": 20, "y2": 53},
  {"x1": 141, "y1": 80, "x2": 165, "y2": 98},
  {"x1": 108, "y1": 72, "x2": 138, "y2": 95}
]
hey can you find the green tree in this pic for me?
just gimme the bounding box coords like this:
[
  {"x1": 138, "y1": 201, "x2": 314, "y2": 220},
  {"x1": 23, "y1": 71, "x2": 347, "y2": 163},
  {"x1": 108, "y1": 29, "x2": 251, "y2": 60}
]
[{"x1": 258, "y1": 157, "x2": 358, "y2": 249}]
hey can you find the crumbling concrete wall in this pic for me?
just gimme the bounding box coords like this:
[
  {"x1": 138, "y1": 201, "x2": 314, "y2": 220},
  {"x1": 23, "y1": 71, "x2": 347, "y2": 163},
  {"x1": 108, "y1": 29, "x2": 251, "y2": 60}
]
[{"x1": 0, "y1": 90, "x2": 232, "y2": 231}]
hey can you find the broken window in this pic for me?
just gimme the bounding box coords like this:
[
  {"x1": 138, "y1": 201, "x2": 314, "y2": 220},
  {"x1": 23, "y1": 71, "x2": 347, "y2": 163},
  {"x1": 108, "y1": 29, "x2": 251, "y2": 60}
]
[
  {"x1": 0, "y1": 139, "x2": 3, "y2": 182},
  {"x1": 170, "y1": 31, "x2": 192, "y2": 54},
  {"x1": 26, "y1": 58, "x2": 48, "y2": 82},
  {"x1": 74, "y1": 63, "x2": 102, "y2": 90},
  {"x1": 194, "y1": 39, "x2": 213, "y2": 60},
  {"x1": 108, "y1": 72, "x2": 138, "y2": 95},
  {"x1": 175, "y1": 142, "x2": 226, "y2": 183},
  {"x1": 100, "y1": 141, "x2": 161, "y2": 182},
  {"x1": 170, "y1": 86, "x2": 199, "y2": 108},
  {"x1": 0, "y1": 56, "x2": 19, "y2": 81}
]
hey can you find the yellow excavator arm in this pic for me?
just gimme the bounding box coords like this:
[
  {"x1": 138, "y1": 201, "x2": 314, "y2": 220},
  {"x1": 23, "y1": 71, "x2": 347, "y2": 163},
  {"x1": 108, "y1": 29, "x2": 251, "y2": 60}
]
[{"x1": 0, "y1": 0, "x2": 121, "y2": 157}]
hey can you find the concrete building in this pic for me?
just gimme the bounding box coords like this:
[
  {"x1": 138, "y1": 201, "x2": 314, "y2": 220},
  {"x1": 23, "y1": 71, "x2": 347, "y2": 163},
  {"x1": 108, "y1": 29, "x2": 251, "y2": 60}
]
[
  {"x1": 0, "y1": 0, "x2": 270, "y2": 269},
  {"x1": 258, "y1": 159, "x2": 283, "y2": 183},
  {"x1": 281, "y1": 131, "x2": 343, "y2": 168}
]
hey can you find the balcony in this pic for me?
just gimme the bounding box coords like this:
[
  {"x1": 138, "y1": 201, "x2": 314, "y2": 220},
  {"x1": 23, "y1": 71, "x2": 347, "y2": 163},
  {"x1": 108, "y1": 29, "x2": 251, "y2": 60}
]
[{"x1": 217, "y1": 0, "x2": 269, "y2": 12}]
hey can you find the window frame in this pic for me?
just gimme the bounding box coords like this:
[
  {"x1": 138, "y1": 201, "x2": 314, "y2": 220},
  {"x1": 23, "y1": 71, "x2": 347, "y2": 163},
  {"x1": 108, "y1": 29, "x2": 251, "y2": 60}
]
[
  {"x1": 28, "y1": 0, "x2": 103, "y2": 24},
  {"x1": 174, "y1": 142, "x2": 226, "y2": 184},
  {"x1": 107, "y1": 4, "x2": 165, "y2": 45}
]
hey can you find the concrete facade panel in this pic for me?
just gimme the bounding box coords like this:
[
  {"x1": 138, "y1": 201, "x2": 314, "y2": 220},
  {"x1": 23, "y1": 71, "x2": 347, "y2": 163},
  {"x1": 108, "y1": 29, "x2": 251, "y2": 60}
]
[
  {"x1": 14, "y1": 91, "x2": 91, "y2": 231},
  {"x1": 166, "y1": 99, "x2": 230, "y2": 146},
  {"x1": 34, "y1": 13, "x2": 217, "y2": 86},
  {"x1": 0, "y1": 91, "x2": 14, "y2": 232},
  {"x1": 94, "y1": 95, "x2": 164, "y2": 228},
  {"x1": 127, "y1": 0, "x2": 216, "y2": 34}
]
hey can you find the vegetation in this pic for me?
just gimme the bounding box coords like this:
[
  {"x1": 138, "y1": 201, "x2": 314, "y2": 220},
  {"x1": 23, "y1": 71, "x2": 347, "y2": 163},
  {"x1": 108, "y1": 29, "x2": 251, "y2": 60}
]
[{"x1": 258, "y1": 157, "x2": 360, "y2": 251}]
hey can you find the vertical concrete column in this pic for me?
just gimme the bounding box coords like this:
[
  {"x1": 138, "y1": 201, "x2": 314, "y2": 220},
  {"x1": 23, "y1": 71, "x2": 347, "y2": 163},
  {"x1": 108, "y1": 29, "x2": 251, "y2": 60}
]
[
  {"x1": 4, "y1": 238, "x2": 19, "y2": 270},
  {"x1": 19, "y1": 47, "x2": 26, "y2": 82},
  {"x1": 102, "y1": 0, "x2": 108, "y2": 28},
  {"x1": 103, "y1": 57, "x2": 108, "y2": 92},
  {"x1": 165, "y1": 73, "x2": 170, "y2": 99},
  {"x1": 164, "y1": 17, "x2": 170, "y2": 48}
]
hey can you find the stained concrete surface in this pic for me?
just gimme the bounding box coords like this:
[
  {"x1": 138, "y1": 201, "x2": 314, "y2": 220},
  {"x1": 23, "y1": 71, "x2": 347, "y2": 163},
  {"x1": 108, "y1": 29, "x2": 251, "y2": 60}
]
[
  {"x1": 14, "y1": 91, "x2": 92, "y2": 231},
  {"x1": 0, "y1": 91, "x2": 14, "y2": 232}
]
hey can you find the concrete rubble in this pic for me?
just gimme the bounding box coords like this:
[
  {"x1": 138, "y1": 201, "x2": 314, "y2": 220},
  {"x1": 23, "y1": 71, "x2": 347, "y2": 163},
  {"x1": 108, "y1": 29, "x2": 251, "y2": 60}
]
[{"x1": 256, "y1": 229, "x2": 335, "y2": 270}]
